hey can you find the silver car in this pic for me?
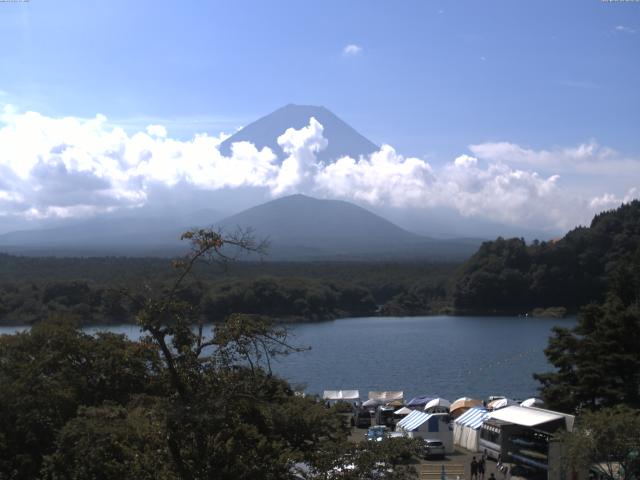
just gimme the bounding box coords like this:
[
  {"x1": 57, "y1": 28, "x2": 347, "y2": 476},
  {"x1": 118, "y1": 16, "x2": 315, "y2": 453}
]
[{"x1": 421, "y1": 439, "x2": 446, "y2": 459}]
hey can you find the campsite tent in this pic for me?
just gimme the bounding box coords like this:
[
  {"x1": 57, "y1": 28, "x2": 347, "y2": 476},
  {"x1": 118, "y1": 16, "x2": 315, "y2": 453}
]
[
  {"x1": 323, "y1": 390, "x2": 360, "y2": 402},
  {"x1": 487, "y1": 398, "x2": 518, "y2": 410},
  {"x1": 450, "y1": 397, "x2": 483, "y2": 418},
  {"x1": 424, "y1": 397, "x2": 451, "y2": 413},
  {"x1": 368, "y1": 391, "x2": 403, "y2": 406},
  {"x1": 396, "y1": 411, "x2": 454, "y2": 453},
  {"x1": 406, "y1": 395, "x2": 435, "y2": 408},
  {"x1": 453, "y1": 407, "x2": 489, "y2": 452}
]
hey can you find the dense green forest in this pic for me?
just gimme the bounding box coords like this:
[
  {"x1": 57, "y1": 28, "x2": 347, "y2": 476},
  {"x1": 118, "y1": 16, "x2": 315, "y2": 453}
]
[
  {"x1": 453, "y1": 200, "x2": 640, "y2": 313},
  {"x1": 1, "y1": 201, "x2": 639, "y2": 325},
  {"x1": 0, "y1": 256, "x2": 455, "y2": 325}
]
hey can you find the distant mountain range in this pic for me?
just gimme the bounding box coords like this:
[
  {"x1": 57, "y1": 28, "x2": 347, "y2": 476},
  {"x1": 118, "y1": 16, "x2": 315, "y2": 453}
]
[
  {"x1": 220, "y1": 104, "x2": 378, "y2": 163},
  {"x1": 0, "y1": 195, "x2": 481, "y2": 260},
  {"x1": 217, "y1": 194, "x2": 479, "y2": 260}
]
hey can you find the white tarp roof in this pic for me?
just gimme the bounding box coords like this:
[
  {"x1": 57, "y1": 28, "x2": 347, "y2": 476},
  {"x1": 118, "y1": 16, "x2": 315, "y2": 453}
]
[
  {"x1": 396, "y1": 410, "x2": 433, "y2": 431},
  {"x1": 424, "y1": 397, "x2": 451, "y2": 410},
  {"x1": 527, "y1": 406, "x2": 575, "y2": 432},
  {"x1": 520, "y1": 398, "x2": 544, "y2": 408},
  {"x1": 488, "y1": 405, "x2": 566, "y2": 428},
  {"x1": 323, "y1": 390, "x2": 360, "y2": 401},
  {"x1": 368, "y1": 391, "x2": 403, "y2": 402},
  {"x1": 488, "y1": 398, "x2": 518, "y2": 410},
  {"x1": 394, "y1": 407, "x2": 413, "y2": 415}
]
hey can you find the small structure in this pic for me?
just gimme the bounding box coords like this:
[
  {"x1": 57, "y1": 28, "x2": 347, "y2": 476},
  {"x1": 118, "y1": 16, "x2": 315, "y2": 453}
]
[
  {"x1": 453, "y1": 407, "x2": 489, "y2": 452},
  {"x1": 395, "y1": 411, "x2": 454, "y2": 453}
]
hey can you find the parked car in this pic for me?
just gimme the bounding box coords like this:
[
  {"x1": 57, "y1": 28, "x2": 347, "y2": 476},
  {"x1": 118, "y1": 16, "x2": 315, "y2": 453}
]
[
  {"x1": 367, "y1": 425, "x2": 389, "y2": 441},
  {"x1": 421, "y1": 439, "x2": 445, "y2": 459}
]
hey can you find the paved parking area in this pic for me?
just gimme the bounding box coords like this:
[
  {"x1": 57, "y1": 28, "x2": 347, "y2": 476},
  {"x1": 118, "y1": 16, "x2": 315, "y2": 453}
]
[{"x1": 349, "y1": 427, "x2": 508, "y2": 480}]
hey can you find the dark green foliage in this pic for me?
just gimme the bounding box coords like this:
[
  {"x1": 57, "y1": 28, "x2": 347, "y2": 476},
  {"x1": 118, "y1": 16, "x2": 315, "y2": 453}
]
[
  {"x1": 42, "y1": 402, "x2": 174, "y2": 480},
  {"x1": 203, "y1": 277, "x2": 376, "y2": 321},
  {"x1": 534, "y1": 248, "x2": 640, "y2": 412},
  {"x1": 454, "y1": 200, "x2": 640, "y2": 312},
  {"x1": 0, "y1": 319, "x2": 158, "y2": 479},
  {"x1": 0, "y1": 257, "x2": 457, "y2": 325}
]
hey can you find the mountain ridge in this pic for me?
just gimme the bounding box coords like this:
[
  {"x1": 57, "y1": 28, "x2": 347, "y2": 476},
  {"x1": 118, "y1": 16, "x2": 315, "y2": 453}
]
[{"x1": 219, "y1": 104, "x2": 379, "y2": 163}]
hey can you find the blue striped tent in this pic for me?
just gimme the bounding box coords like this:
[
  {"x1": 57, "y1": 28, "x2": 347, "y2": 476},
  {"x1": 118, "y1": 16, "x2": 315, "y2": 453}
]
[
  {"x1": 455, "y1": 407, "x2": 489, "y2": 429},
  {"x1": 453, "y1": 407, "x2": 489, "y2": 451},
  {"x1": 396, "y1": 410, "x2": 439, "y2": 432},
  {"x1": 396, "y1": 410, "x2": 454, "y2": 452}
]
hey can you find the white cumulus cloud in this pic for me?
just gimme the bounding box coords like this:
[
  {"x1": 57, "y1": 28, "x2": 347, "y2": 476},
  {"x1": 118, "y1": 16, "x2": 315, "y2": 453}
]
[{"x1": 0, "y1": 104, "x2": 637, "y2": 233}]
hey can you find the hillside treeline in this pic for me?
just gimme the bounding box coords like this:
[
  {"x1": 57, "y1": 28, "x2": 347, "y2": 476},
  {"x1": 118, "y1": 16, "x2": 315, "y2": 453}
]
[
  {"x1": 0, "y1": 261, "x2": 455, "y2": 325},
  {"x1": 453, "y1": 200, "x2": 640, "y2": 313}
]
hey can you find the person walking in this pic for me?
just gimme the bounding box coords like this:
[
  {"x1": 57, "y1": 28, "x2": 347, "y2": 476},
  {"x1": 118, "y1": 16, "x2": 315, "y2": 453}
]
[
  {"x1": 470, "y1": 457, "x2": 479, "y2": 480},
  {"x1": 478, "y1": 456, "x2": 486, "y2": 480}
]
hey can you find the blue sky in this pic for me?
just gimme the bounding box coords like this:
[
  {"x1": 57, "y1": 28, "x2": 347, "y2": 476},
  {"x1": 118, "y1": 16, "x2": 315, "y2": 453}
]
[
  {"x1": 0, "y1": 0, "x2": 638, "y2": 234},
  {"x1": 2, "y1": 0, "x2": 638, "y2": 158}
]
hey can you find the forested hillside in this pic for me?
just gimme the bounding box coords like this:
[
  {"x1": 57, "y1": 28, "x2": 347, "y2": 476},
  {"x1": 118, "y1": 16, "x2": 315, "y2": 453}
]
[
  {"x1": 453, "y1": 200, "x2": 640, "y2": 313},
  {"x1": 0, "y1": 256, "x2": 455, "y2": 325}
]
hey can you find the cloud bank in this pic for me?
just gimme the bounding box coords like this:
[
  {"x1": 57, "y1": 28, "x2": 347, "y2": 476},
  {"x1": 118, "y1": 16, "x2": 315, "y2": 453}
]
[{"x1": 0, "y1": 105, "x2": 637, "y2": 232}]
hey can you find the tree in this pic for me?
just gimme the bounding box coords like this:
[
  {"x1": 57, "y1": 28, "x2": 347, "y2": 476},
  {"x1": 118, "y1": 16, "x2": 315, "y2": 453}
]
[
  {"x1": 0, "y1": 317, "x2": 158, "y2": 479},
  {"x1": 558, "y1": 406, "x2": 640, "y2": 480},
  {"x1": 114, "y1": 228, "x2": 349, "y2": 480},
  {"x1": 535, "y1": 249, "x2": 640, "y2": 412},
  {"x1": 42, "y1": 401, "x2": 174, "y2": 480}
]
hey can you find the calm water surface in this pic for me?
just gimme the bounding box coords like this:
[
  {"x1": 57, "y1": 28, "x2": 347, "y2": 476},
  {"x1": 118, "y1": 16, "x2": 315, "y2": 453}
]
[{"x1": 0, "y1": 316, "x2": 575, "y2": 401}]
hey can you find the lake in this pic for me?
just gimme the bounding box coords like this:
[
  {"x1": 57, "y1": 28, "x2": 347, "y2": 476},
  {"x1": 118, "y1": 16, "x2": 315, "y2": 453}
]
[{"x1": 0, "y1": 315, "x2": 575, "y2": 402}]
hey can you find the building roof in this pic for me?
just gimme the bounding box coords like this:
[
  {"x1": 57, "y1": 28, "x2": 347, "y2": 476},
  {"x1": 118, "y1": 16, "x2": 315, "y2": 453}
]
[{"x1": 488, "y1": 406, "x2": 565, "y2": 428}]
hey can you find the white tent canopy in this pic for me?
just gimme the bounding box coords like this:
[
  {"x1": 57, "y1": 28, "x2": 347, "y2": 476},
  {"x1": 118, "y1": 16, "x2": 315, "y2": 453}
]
[
  {"x1": 368, "y1": 391, "x2": 403, "y2": 403},
  {"x1": 323, "y1": 390, "x2": 360, "y2": 401},
  {"x1": 394, "y1": 407, "x2": 413, "y2": 416},
  {"x1": 424, "y1": 397, "x2": 451, "y2": 412},
  {"x1": 487, "y1": 398, "x2": 518, "y2": 410}
]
